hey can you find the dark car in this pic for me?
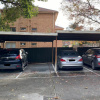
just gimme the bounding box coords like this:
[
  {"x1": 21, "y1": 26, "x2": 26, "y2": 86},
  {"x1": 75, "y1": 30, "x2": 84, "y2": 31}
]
[
  {"x1": 82, "y1": 48, "x2": 100, "y2": 70},
  {"x1": 0, "y1": 48, "x2": 28, "y2": 71},
  {"x1": 57, "y1": 50, "x2": 83, "y2": 70}
]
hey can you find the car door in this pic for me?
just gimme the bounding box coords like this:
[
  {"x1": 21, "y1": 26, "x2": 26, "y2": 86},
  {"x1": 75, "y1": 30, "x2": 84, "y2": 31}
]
[
  {"x1": 83, "y1": 49, "x2": 91, "y2": 64},
  {"x1": 87, "y1": 49, "x2": 94, "y2": 65},
  {"x1": 82, "y1": 50, "x2": 88, "y2": 64}
]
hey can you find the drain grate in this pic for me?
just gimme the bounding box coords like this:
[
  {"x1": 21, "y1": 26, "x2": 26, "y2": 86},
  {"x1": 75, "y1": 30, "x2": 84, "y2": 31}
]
[
  {"x1": 44, "y1": 97, "x2": 55, "y2": 100},
  {"x1": 44, "y1": 96, "x2": 59, "y2": 100}
]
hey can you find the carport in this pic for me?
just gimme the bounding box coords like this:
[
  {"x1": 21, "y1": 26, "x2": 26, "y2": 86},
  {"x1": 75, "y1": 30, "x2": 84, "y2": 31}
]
[
  {"x1": 56, "y1": 30, "x2": 100, "y2": 71},
  {"x1": 0, "y1": 31, "x2": 58, "y2": 72},
  {"x1": 0, "y1": 31, "x2": 100, "y2": 72}
]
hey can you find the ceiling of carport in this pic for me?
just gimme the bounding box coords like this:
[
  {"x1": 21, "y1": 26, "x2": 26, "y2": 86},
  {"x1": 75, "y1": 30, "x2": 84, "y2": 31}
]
[
  {"x1": 57, "y1": 31, "x2": 100, "y2": 41},
  {"x1": 0, "y1": 32, "x2": 57, "y2": 42}
]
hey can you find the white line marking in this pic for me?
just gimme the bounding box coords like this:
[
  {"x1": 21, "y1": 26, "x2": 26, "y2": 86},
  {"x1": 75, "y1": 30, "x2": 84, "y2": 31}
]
[
  {"x1": 15, "y1": 65, "x2": 28, "y2": 79},
  {"x1": 52, "y1": 64, "x2": 59, "y2": 77},
  {"x1": 16, "y1": 72, "x2": 23, "y2": 79},
  {"x1": 0, "y1": 74, "x2": 99, "y2": 80},
  {"x1": 84, "y1": 67, "x2": 100, "y2": 76}
]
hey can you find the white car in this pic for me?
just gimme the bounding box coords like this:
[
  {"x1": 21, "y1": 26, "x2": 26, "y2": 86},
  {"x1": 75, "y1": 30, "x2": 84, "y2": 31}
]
[{"x1": 57, "y1": 50, "x2": 83, "y2": 70}]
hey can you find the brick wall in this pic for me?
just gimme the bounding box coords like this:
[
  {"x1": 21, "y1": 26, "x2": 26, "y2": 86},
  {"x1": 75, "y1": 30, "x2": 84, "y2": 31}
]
[
  {"x1": 1, "y1": 8, "x2": 63, "y2": 48},
  {"x1": 10, "y1": 13, "x2": 55, "y2": 33}
]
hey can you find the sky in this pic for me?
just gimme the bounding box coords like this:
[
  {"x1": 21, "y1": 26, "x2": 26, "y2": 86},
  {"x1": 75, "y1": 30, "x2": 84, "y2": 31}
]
[{"x1": 0, "y1": 0, "x2": 70, "y2": 29}]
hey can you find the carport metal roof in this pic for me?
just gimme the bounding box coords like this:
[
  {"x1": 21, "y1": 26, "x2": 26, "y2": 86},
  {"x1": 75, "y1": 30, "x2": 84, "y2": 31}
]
[
  {"x1": 0, "y1": 32, "x2": 57, "y2": 42},
  {"x1": 57, "y1": 30, "x2": 100, "y2": 41},
  {"x1": 0, "y1": 31, "x2": 100, "y2": 42}
]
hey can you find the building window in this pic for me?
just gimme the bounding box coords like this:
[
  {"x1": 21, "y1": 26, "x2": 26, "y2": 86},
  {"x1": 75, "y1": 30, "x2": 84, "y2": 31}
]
[
  {"x1": 31, "y1": 43, "x2": 37, "y2": 45},
  {"x1": 6, "y1": 42, "x2": 16, "y2": 48},
  {"x1": 10, "y1": 27, "x2": 16, "y2": 32},
  {"x1": 20, "y1": 27, "x2": 26, "y2": 31},
  {"x1": 32, "y1": 28, "x2": 37, "y2": 32},
  {"x1": 20, "y1": 43, "x2": 26, "y2": 46}
]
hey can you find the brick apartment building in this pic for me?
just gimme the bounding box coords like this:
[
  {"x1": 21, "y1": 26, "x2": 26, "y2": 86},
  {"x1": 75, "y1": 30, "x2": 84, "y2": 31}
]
[{"x1": 0, "y1": 7, "x2": 64, "y2": 48}]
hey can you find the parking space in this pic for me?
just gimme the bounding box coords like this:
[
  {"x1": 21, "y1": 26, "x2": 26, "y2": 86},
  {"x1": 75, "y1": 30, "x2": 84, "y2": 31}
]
[
  {"x1": 57, "y1": 65, "x2": 100, "y2": 77},
  {"x1": 20, "y1": 63, "x2": 55, "y2": 78},
  {"x1": 1, "y1": 63, "x2": 100, "y2": 100},
  {"x1": 0, "y1": 63, "x2": 55, "y2": 79},
  {"x1": 0, "y1": 63, "x2": 100, "y2": 79}
]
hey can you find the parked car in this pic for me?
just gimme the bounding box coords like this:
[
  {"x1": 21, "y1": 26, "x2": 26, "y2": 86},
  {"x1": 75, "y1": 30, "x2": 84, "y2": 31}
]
[
  {"x1": 57, "y1": 50, "x2": 83, "y2": 70},
  {"x1": 82, "y1": 48, "x2": 100, "y2": 70},
  {"x1": 0, "y1": 48, "x2": 28, "y2": 71}
]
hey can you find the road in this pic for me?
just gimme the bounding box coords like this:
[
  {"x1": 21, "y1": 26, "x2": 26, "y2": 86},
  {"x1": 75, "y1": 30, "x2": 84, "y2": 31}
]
[{"x1": 0, "y1": 63, "x2": 100, "y2": 100}]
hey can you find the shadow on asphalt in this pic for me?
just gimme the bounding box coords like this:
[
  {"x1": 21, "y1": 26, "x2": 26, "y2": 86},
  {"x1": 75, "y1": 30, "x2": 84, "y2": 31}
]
[
  {"x1": 0, "y1": 69, "x2": 20, "y2": 73},
  {"x1": 58, "y1": 68, "x2": 83, "y2": 72},
  {"x1": 84, "y1": 64, "x2": 100, "y2": 71}
]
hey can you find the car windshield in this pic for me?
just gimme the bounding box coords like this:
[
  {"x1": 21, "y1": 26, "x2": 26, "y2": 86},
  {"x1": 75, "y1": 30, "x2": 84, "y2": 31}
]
[
  {"x1": 61, "y1": 51, "x2": 79, "y2": 56},
  {"x1": 0, "y1": 49, "x2": 19, "y2": 55}
]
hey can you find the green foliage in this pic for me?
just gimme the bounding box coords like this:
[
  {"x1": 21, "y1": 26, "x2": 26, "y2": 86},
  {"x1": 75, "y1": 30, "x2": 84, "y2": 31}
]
[
  {"x1": 0, "y1": 15, "x2": 10, "y2": 31},
  {"x1": 1, "y1": 0, "x2": 39, "y2": 22},
  {"x1": 0, "y1": 0, "x2": 47, "y2": 31}
]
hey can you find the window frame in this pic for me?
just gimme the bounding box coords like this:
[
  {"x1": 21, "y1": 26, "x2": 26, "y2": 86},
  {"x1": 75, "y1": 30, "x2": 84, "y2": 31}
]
[
  {"x1": 10, "y1": 27, "x2": 16, "y2": 32},
  {"x1": 32, "y1": 28, "x2": 37, "y2": 32},
  {"x1": 31, "y1": 43, "x2": 37, "y2": 46},
  {"x1": 20, "y1": 27, "x2": 26, "y2": 31},
  {"x1": 20, "y1": 43, "x2": 26, "y2": 46}
]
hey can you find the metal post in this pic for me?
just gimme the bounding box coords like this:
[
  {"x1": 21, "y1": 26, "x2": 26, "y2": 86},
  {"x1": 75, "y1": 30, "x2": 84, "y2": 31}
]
[
  {"x1": 3, "y1": 42, "x2": 4, "y2": 49},
  {"x1": 52, "y1": 41, "x2": 54, "y2": 64},
  {"x1": 55, "y1": 36, "x2": 57, "y2": 72},
  {"x1": 99, "y1": 40, "x2": 100, "y2": 47}
]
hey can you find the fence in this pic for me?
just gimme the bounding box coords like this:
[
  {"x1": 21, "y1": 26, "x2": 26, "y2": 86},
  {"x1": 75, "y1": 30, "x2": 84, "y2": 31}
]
[{"x1": 0, "y1": 47, "x2": 99, "y2": 63}]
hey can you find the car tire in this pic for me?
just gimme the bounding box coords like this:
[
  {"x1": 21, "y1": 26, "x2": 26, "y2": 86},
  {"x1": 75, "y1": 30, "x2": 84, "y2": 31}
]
[{"x1": 92, "y1": 62, "x2": 96, "y2": 70}]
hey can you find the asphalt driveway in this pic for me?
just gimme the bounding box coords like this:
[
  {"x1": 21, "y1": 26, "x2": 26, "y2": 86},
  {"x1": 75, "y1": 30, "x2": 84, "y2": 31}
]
[{"x1": 0, "y1": 63, "x2": 100, "y2": 100}]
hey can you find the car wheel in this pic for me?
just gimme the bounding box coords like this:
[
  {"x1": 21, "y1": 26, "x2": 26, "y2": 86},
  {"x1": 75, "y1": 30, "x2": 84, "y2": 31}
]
[
  {"x1": 20, "y1": 63, "x2": 25, "y2": 71},
  {"x1": 92, "y1": 62, "x2": 96, "y2": 70}
]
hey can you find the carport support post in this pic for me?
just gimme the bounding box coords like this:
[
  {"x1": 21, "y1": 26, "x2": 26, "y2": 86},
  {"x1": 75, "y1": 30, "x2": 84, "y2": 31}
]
[
  {"x1": 99, "y1": 40, "x2": 100, "y2": 47},
  {"x1": 3, "y1": 42, "x2": 4, "y2": 48},
  {"x1": 55, "y1": 36, "x2": 57, "y2": 72},
  {"x1": 52, "y1": 41, "x2": 54, "y2": 64}
]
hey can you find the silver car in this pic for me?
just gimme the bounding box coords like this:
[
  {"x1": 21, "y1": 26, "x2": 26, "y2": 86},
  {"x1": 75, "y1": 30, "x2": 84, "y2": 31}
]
[{"x1": 57, "y1": 50, "x2": 83, "y2": 70}]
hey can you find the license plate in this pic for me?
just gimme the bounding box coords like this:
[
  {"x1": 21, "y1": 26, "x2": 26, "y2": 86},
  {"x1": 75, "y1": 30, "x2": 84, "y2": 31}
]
[
  {"x1": 4, "y1": 64, "x2": 10, "y2": 66},
  {"x1": 69, "y1": 59, "x2": 75, "y2": 61}
]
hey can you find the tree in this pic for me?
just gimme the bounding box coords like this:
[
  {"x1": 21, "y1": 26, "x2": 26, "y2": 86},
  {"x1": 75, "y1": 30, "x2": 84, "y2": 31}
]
[
  {"x1": 0, "y1": 0, "x2": 47, "y2": 31},
  {"x1": 0, "y1": 14, "x2": 10, "y2": 31},
  {"x1": 61, "y1": 0, "x2": 100, "y2": 31},
  {"x1": 69, "y1": 22, "x2": 83, "y2": 30}
]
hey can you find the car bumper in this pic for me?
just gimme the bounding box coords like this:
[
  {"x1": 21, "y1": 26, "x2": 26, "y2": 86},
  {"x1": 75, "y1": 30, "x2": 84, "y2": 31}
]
[
  {"x1": 60, "y1": 62, "x2": 83, "y2": 69},
  {"x1": 0, "y1": 64, "x2": 22, "y2": 69}
]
